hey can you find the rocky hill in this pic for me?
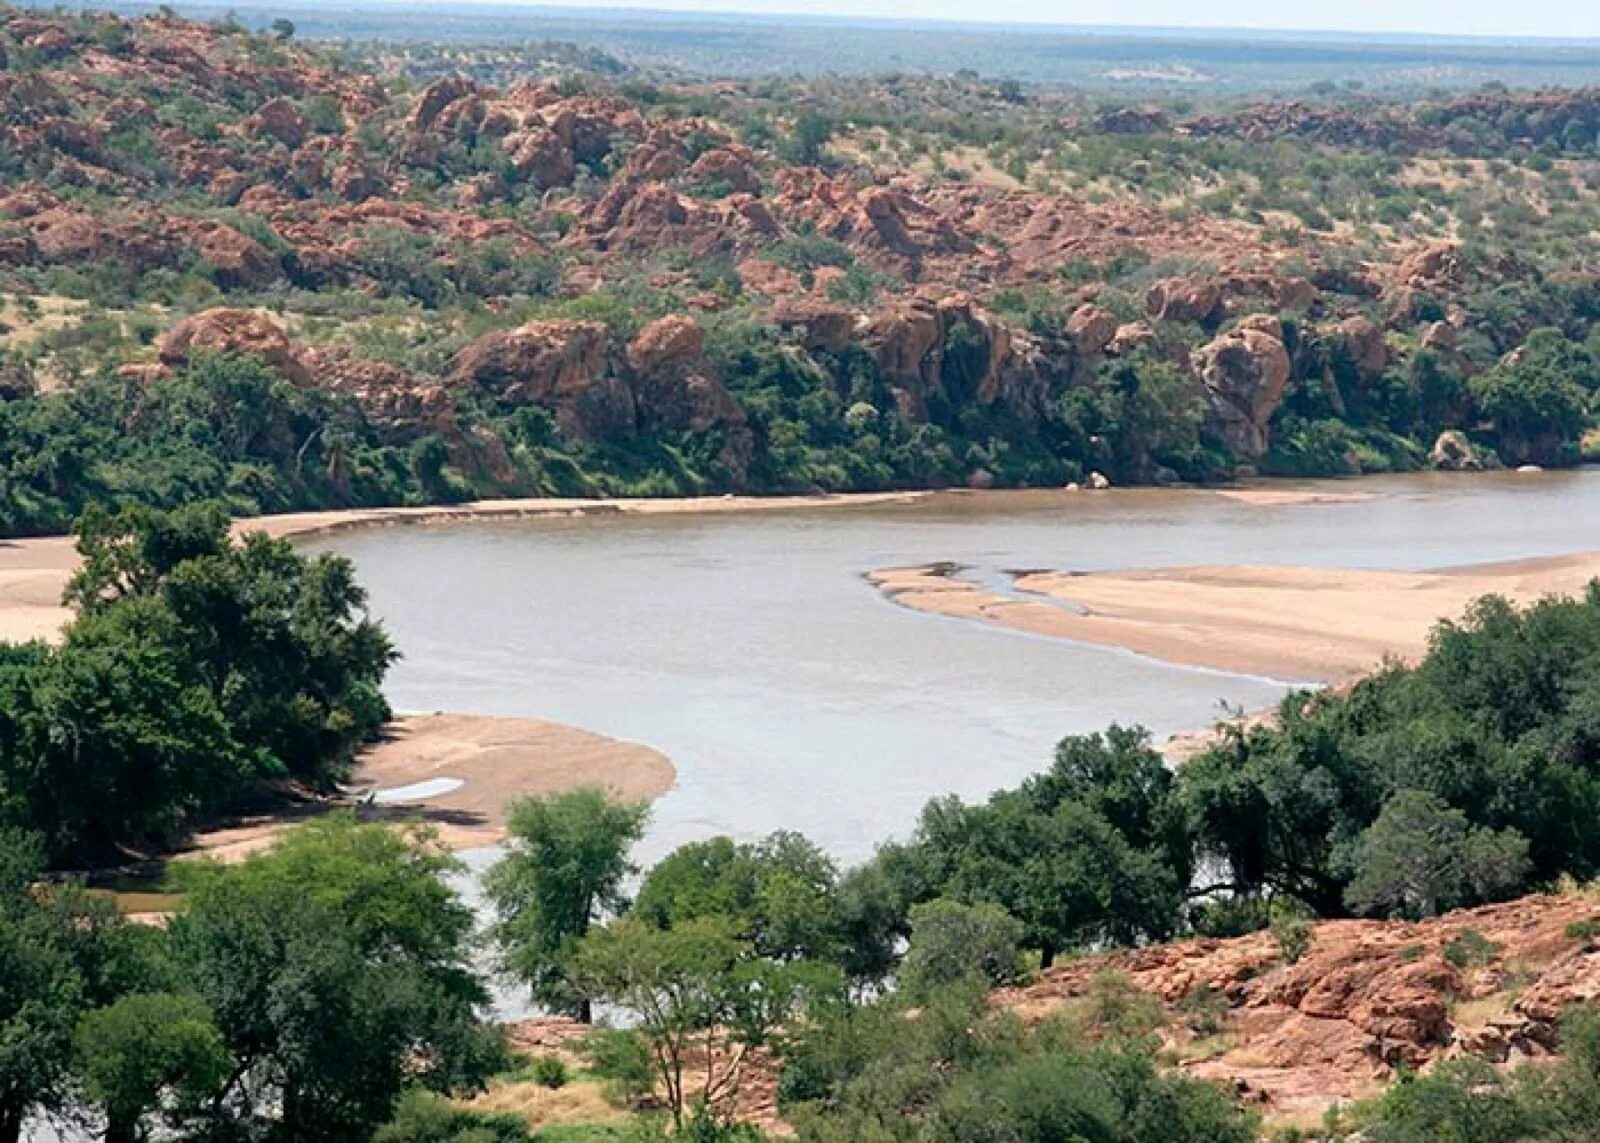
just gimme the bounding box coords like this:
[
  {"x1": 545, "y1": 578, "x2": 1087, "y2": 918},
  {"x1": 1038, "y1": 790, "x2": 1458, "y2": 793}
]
[{"x1": 0, "y1": 5, "x2": 1596, "y2": 526}]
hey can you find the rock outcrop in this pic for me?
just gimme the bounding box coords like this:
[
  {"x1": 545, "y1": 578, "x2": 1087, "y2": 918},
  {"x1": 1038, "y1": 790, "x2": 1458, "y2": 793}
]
[
  {"x1": 1430, "y1": 429, "x2": 1490, "y2": 472},
  {"x1": 1147, "y1": 278, "x2": 1223, "y2": 325},
  {"x1": 443, "y1": 315, "x2": 750, "y2": 472},
  {"x1": 1196, "y1": 321, "x2": 1292, "y2": 460},
  {"x1": 446, "y1": 319, "x2": 631, "y2": 441},
  {"x1": 1337, "y1": 315, "x2": 1388, "y2": 380},
  {"x1": 1066, "y1": 303, "x2": 1119, "y2": 357},
  {"x1": 998, "y1": 893, "x2": 1600, "y2": 1123},
  {"x1": 157, "y1": 307, "x2": 311, "y2": 386}
]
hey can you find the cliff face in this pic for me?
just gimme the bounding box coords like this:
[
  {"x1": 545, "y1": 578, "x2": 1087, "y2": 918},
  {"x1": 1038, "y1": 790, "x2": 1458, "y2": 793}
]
[{"x1": 996, "y1": 893, "x2": 1600, "y2": 1123}]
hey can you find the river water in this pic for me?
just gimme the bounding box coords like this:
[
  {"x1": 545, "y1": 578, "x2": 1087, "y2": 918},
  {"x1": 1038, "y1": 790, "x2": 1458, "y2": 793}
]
[{"x1": 305, "y1": 469, "x2": 1600, "y2": 869}]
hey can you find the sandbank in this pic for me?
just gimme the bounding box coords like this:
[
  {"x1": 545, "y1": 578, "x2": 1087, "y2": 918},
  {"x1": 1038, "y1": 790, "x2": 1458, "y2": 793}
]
[
  {"x1": 870, "y1": 551, "x2": 1600, "y2": 686},
  {"x1": 185, "y1": 712, "x2": 674, "y2": 860}
]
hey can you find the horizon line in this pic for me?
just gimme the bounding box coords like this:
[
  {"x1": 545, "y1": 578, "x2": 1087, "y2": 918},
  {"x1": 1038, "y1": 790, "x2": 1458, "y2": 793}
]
[{"x1": 90, "y1": 0, "x2": 1600, "y2": 46}]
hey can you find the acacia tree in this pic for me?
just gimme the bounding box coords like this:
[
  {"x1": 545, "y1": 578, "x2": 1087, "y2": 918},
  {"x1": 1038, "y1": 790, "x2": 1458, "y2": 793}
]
[
  {"x1": 483, "y1": 789, "x2": 648, "y2": 1022},
  {"x1": 572, "y1": 917, "x2": 840, "y2": 1130}
]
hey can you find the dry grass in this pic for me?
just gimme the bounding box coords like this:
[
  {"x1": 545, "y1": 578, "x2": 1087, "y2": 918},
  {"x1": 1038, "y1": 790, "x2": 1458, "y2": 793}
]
[
  {"x1": 1451, "y1": 993, "x2": 1515, "y2": 1028},
  {"x1": 1170, "y1": 1031, "x2": 1238, "y2": 1063},
  {"x1": 464, "y1": 1075, "x2": 631, "y2": 1133}
]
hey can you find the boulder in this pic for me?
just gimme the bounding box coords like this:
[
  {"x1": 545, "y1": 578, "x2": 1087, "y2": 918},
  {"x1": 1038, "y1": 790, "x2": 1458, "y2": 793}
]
[
  {"x1": 1429, "y1": 430, "x2": 1484, "y2": 472},
  {"x1": 1420, "y1": 321, "x2": 1459, "y2": 355},
  {"x1": 1235, "y1": 313, "x2": 1285, "y2": 342},
  {"x1": 627, "y1": 314, "x2": 704, "y2": 379},
  {"x1": 299, "y1": 347, "x2": 456, "y2": 444},
  {"x1": 771, "y1": 299, "x2": 858, "y2": 353},
  {"x1": 627, "y1": 315, "x2": 751, "y2": 478},
  {"x1": 869, "y1": 300, "x2": 945, "y2": 420},
  {"x1": 407, "y1": 76, "x2": 478, "y2": 133},
  {"x1": 176, "y1": 219, "x2": 281, "y2": 290},
  {"x1": 245, "y1": 97, "x2": 308, "y2": 149},
  {"x1": 158, "y1": 308, "x2": 311, "y2": 386},
  {"x1": 1397, "y1": 241, "x2": 1466, "y2": 292},
  {"x1": 446, "y1": 319, "x2": 632, "y2": 441},
  {"x1": 1338, "y1": 315, "x2": 1388, "y2": 380},
  {"x1": 28, "y1": 207, "x2": 175, "y2": 271},
  {"x1": 503, "y1": 124, "x2": 574, "y2": 188},
  {"x1": 329, "y1": 157, "x2": 385, "y2": 203},
  {"x1": 1146, "y1": 278, "x2": 1222, "y2": 324},
  {"x1": 1106, "y1": 321, "x2": 1157, "y2": 357},
  {"x1": 1197, "y1": 326, "x2": 1292, "y2": 460},
  {"x1": 686, "y1": 147, "x2": 761, "y2": 195},
  {"x1": 1066, "y1": 304, "x2": 1119, "y2": 356}
]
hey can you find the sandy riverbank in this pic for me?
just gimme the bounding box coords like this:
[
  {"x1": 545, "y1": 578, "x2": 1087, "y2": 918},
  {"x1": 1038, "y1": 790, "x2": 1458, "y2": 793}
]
[
  {"x1": 870, "y1": 551, "x2": 1600, "y2": 687},
  {"x1": 186, "y1": 712, "x2": 675, "y2": 860},
  {"x1": 244, "y1": 489, "x2": 930, "y2": 541}
]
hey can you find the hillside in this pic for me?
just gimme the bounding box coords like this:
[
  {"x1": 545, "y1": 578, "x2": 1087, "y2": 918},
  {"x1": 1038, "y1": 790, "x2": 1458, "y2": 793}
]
[{"x1": 0, "y1": 6, "x2": 1597, "y2": 533}]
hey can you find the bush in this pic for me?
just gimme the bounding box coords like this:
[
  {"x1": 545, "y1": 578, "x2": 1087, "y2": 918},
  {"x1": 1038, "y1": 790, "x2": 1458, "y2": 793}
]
[
  {"x1": 1270, "y1": 902, "x2": 1313, "y2": 966},
  {"x1": 526, "y1": 1054, "x2": 570, "y2": 1089},
  {"x1": 375, "y1": 1090, "x2": 532, "y2": 1143},
  {"x1": 578, "y1": 1029, "x2": 656, "y2": 1107},
  {"x1": 1442, "y1": 929, "x2": 1500, "y2": 969}
]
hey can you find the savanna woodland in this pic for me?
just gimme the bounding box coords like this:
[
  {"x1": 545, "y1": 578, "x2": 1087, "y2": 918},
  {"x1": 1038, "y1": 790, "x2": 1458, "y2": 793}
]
[{"x1": 7, "y1": 3, "x2": 1600, "y2": 1142}]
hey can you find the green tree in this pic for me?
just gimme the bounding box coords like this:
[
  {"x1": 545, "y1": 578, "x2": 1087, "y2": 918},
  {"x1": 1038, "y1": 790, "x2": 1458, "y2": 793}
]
[
  {"x1": 778, "y1": 114, "x2": 834, "y2": 166},
  {"x1": 73, "y1": 992, "x2": 231, "y2": 1143},
  {"x1": 898, "y1": 898, "x2": 1027, "y2": 1001},
  {"x1": 0, "y1": 502, "x2": 395, "y2": 863},
  {"x1": 170, "y1": 817, "x2": 501, "y2": 1141},
  {"x1": 1469, "y1": 328, "x2": 1593, "y2": 466},
  {"x1": 573, "y1": 917, "x2": 840, "y2": 1130},
  {"x1": 0, "y1": 830, "x2": 154, "y2": 1143},
  {"x1": 1345, "y1": 790, "x2": 1531, "y2": 919},
  {"x1": 633, "y1": 831, "x2": 844, "y2": 966},
  {"x1": 484, "y1": 789, "x2": 648, "y2": 1022}
]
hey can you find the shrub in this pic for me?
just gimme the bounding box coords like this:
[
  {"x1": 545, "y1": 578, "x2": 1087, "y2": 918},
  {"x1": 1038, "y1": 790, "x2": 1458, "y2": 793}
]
[{"x1": 527, "y1": 1054, "x2": 571, "y2": 1089}]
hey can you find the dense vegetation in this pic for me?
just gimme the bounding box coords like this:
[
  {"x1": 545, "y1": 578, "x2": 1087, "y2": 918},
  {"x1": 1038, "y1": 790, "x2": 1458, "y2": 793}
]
[
  {"x1": 8, "y1": 9, "x2": 1600, "y2": 1140},
  {"x1": 1, "y1": 817, "x2": 502, "y2": 1143},
  {"x1": 0, "y1": 502, "x2": 393, "y2": 863}
]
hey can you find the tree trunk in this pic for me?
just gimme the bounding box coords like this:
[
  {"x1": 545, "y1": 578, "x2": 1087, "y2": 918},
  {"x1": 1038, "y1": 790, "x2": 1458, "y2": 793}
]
[
  {"x1": 578, "y1": 997, "x2": 593, "y2": 1025},
  {"x1": 105, "y1": 1114, "x2": 137, "y2": 1143},
  {"x1": 0, "y1": 1103, "x2": 24, "y2": 1143}
]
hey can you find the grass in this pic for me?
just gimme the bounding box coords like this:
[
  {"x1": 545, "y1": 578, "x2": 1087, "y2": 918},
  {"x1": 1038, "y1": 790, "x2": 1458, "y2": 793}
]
[
  {"x1": 465, "y1": 1075, "x2": 632, "y2": 1135},
  {"x1": 1450, "y1": 993, "x2": 1515, "y2": 1028},
  {"x1": 1170, "y1": 1031, "x2": 1239, "y2": 1063}
]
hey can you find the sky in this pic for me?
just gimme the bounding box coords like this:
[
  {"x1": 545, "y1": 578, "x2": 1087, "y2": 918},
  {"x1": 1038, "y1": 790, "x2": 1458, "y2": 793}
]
[{"x1": 509, "y1": 0, "x2": 1600, "y2": 40}]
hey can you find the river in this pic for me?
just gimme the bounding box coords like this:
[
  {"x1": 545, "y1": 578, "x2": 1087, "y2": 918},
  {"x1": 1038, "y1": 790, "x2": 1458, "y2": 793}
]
[{"x1": 304, "y1": 469, "x2": 1600, "y2": 870}]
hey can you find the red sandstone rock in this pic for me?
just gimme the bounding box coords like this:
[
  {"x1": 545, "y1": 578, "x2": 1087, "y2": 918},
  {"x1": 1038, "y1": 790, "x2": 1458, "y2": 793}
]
[{"x1": 158, "y1": 307, "x2": 311, "y2": 385}]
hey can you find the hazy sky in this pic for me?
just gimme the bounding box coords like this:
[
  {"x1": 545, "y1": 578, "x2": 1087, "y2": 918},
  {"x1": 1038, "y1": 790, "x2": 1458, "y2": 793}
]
[{"x1": 518, "y1": 0, "x2": 1600, "y2": 39}]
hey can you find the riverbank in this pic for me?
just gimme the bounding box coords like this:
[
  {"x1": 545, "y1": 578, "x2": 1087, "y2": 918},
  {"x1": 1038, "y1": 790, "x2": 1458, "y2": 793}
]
[
  {"x1": 870, "y1": 549, "x2": 1600, "y2": 686},
  {"x1": 184, "y1": 712, "x2": 675, "y2": 861},
  {"x1": 243, "y1": 490, "x2": 932, "y2": 541}
]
